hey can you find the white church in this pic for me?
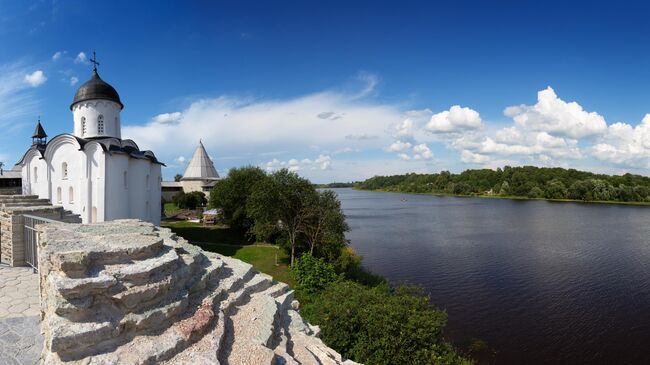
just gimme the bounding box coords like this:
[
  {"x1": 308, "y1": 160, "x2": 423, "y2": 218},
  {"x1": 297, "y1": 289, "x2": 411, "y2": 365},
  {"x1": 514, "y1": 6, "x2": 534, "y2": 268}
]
[{"x1": 16, "y1": 57, "x2": 163, "y2": 225}]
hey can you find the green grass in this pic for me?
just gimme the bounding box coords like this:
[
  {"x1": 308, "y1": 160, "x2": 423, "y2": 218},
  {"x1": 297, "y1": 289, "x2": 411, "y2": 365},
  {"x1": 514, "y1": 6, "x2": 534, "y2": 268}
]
[
  {"x1": 164, "y1": 203, "x2": 181, "y2": 215},
  {"x1": 162, "y1": 220, "x2": 255, "y2": 245},
  {"x1": 162, "y1": 220, "x2": 294, "y2": 286}
]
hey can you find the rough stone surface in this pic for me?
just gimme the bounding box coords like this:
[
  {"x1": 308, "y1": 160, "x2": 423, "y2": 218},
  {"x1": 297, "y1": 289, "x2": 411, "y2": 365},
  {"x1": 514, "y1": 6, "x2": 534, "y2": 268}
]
[
  {"x1": 0, "y1": 315, "x2": 43, "y2": 365},
  {"x1": 0, "y1": 194, "x2": 81, "y2": 267},
  {"x1": 38, "y1": 220, "x2": 360, "y2": 365},
  {"x1": 0, "y1": 266, "x2": 41, "y2": 318}
]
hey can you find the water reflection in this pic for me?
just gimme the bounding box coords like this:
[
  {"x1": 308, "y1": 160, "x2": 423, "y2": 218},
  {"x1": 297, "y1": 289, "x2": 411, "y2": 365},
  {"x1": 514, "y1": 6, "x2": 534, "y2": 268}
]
[{"x1": 334, "y1": 188, "x2": 650, "y2": 365}]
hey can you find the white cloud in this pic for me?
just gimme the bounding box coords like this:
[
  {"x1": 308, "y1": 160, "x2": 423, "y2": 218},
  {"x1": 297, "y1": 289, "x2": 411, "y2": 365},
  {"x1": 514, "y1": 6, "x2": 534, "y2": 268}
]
[
  {"x1": 152, "y1": 112, "x2": 183, "y2": 124},
  {"x1": 386, "y1": 141, "x2": 412, "y2": 152},
  {"x1": 175, "y1": 156, "x2": 186, "y2": 164},
  {"x1": 52, "y1": 51, "x2": 65, "y2": 61},
  {"x1": 392, "y1": 118, "x2": 415, "y2": 142},
  {"x1": 264, "y1": 154, "x2": 332, "y2": 172},
  {"x1": 24, "y1": 70, "x2": 47, "y2": 87},
  {"x1": 503, "y1": 87, "x2": 607, "y2": 139},
  {"x1": 315, "y1": 154, "x2": 332, "y2": 170},
  {"x1": 590, "y1": 114, "x2": 650, "y2": 168},
  {"x1": 74, "y1": 52, "x2": 88, "y2": 64},
  {"x1": 124, "y1": 91, "x2": 400, "y2": 178},
  {"x1": 461, "y1": 150, "x2": 491, "y2": 164},
  {"x1": 70, "y1": 76, "x2": 78, "y2": 86},
  {"x1": 397, "y1": 153, "x2": 411, "y2": 161},
  {"x1": 345, "y1": 133, "x2": 378, "y2": 140},
  {"x1": 426, "y1": 105, "x2": 482, "y2": 133},
  {"x1": 495, "y1": 127, "x2": 522, "y2": 145},
  {"x1": 0, "y1": 63, "x2": 41, "y2": 123},
  {"x1": 412, "y1": 143, "x2": 434, "y2": 160}
]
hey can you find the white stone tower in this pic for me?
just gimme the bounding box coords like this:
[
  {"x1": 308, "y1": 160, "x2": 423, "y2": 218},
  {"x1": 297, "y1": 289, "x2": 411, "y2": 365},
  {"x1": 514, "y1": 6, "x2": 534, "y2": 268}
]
[{"x1": 70, "y1": 52, "x2": 123, "y2": 139}]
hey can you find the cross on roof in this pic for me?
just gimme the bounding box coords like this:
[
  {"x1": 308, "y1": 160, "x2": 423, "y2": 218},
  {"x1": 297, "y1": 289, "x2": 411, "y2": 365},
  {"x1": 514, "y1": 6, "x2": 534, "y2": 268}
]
[{"x1": 90, "y1": 51, "x2": 100, "y2": 71}]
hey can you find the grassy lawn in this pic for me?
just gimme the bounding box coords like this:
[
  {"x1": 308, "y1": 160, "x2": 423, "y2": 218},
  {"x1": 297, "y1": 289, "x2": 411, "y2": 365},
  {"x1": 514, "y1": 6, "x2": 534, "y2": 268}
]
[
  {"x1": 162, "y1": 220, "x2": 294, "y2": 286},
  {"x1": 164, "y1": 202, "x2": 181, "y2": 215}
]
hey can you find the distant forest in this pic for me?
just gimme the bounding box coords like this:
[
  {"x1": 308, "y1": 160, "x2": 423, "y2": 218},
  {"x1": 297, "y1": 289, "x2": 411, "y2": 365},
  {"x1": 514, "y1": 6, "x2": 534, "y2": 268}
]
[
  {"x1": 315, "y1": 182, "x2": 355, "y2": 188},
  {"x1": 356, "y1": 166, "x2": 650, "y2": 203}
]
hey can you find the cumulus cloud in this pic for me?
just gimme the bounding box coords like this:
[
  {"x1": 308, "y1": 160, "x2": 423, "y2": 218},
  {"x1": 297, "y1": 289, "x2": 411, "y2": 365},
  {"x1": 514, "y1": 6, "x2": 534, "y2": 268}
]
[
  {"x1": 504, "y1": 87, "x2": 607, "y2": 139},
  {"x1": 386, "y1": 141, "x2": 412, "y2": 152},
  {"x1": 264, "y1": 154, "x2": 332, "y2": 172},
  {"x1": 152, "y1": 112, "x2": 183, "y2": 124},
  {"x1": 74, "y1": 52, "x2": 88, "y2": 64},
  {"x1": 412, "y1": 143, "x2": 434, "y2": 160},
  {"x1": 123, "y1": 91, "x2": 400, "y2": 176},
  {"x1": 52, "y1": 51, "x2": 65, "y2": 61},
  {"x1": 24, "y1": 70, "x2": 47, "y2": 87},
  {"x1": 590, "y1": 114, "x2": 650, "y2": 168},
  {"x1": 398, "y1": 153, "x2": 411, "y2": 161},
  {"x1": 426, "y1": 105, "x2": 482, "y2": 133},
  {"x1": 70, "y1": 76, "x2": 79, "y2": 86},
  {"x1": 461, "y1": 150, "x2": 491, "y2": 164},
  {"x1": 175, "y1": 156, "x2": 186, "y2": 164}
]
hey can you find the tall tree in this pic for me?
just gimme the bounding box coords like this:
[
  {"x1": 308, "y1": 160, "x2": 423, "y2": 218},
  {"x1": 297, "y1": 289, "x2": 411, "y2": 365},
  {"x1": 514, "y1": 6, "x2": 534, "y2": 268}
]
[
  {"x1": 247, "y1": 169, "x2": 316, "y2": 266},
  {"x1": 209, "y1": 166, "x2": 268, "y2": 231},
  {"x1": 174, "y1": 173, "x2": 183, "y2": 182},
  {"x1": 303, "y1": 190, "x2": 349, "y2": 258}
]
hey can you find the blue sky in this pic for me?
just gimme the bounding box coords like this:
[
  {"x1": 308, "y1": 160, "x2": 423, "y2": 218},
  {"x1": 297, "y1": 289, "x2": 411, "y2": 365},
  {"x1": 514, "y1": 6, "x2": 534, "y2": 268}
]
[{"x1": 2, "y1": 1, "x2": 650, "y2": 182}]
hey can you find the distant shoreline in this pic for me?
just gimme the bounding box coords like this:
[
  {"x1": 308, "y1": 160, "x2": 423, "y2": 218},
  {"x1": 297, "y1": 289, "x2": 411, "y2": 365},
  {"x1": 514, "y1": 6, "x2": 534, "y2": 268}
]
[{"x1": 352, "y1": 187, "x2": 650, "y2": 207}]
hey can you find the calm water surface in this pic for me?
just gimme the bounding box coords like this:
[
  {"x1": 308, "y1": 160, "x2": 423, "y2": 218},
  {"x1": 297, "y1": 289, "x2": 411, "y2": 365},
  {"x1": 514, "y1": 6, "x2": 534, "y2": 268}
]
[{"x1": 334, "y1": 188, "x2": 650, "y2": 365}]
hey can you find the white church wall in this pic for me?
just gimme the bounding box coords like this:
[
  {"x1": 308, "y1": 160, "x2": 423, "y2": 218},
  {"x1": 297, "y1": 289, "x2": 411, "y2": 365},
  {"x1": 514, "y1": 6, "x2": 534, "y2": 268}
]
[
  {"x1": 72, "y1": 100, "x2": 121, "y2": 139},
  {"x1": 104, "y1": 153, "x2": 130, "y2": 220},
  {"x1": 22, "y1": 152, "x2": 48, "y2": 198},
  {"x1": 48, "y1": 142, "x2": 84, "y2": 218},
  {"x1": 85, "y1": 143, "x2": 105, "y2": 223}
]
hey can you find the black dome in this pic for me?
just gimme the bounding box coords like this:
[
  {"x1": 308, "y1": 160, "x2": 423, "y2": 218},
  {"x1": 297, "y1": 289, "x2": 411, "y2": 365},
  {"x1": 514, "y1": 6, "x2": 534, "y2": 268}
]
[{"x1": 70, "y1": 70, "x2": 123, "y2": 110}]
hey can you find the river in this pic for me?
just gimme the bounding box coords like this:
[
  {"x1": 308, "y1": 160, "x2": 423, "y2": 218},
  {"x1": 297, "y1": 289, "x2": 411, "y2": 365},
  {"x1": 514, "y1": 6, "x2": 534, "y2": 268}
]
[{"x1": 333, "y1": 188, "x2": 650, "y2": 364}]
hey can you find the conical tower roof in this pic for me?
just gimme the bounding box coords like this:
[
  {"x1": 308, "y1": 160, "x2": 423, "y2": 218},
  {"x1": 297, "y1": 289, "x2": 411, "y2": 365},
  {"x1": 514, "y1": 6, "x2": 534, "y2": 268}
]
[
  {"x1": 182, "y1": 141, "x2": 219, "y2": 181},
  {"x1": 32, "y1": 120, "x2": 47, "y2": 139}
]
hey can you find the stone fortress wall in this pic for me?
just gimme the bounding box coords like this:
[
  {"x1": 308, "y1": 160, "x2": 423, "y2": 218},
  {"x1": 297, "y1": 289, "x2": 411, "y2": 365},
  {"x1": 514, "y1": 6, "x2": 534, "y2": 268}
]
[{"x1": 37, "y1": 219, "x2": 360, "y2": 365}]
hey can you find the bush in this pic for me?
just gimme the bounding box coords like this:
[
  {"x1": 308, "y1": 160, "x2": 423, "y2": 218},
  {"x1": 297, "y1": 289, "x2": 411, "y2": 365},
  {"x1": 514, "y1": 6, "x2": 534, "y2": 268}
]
[
  {"x1": 172, "y1": 191, "x2": 207, "y2": 210},
  {"x1": 306, "y1": 281, "x2": 471, "y2": 365},
  {"x1": 291, "y1": 253, "x2": 339, "y2": 295}
]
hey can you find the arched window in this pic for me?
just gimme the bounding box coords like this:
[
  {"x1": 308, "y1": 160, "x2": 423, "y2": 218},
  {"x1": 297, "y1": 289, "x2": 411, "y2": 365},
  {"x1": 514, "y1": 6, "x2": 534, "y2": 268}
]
[
  {"x1": 98, "y1": 114, "x2": 104, "y2": 134},
  {"x1": 33, "y1": 166, "x2": 38, "y2": 183},
  {"x1": 62, "y1": 162, "x2": 68, "y2": 179},
  {"x1": 56, "y1": 187, "x2": 62, "y2": 203},
  {"x1": 123, "y1": 171, "x2": 128, "y2": 189},
  {"x1": 81, "y1": 117, "x2": 87, "y2": 136},
  {"x1": 69, "y1": 187, "x2": 74, "y2": 204}
]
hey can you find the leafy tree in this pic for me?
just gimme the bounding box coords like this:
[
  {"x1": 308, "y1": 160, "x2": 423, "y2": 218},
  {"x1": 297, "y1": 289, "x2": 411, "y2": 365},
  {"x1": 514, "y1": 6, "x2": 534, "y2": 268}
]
[
  {"x1": 303, "y1": 190, "x2": 349, "y2": 259},
  {"x1": 544, "y1": 179, "x2": 567, "y2": 199},
  {"x1": 174, "y1": 174, "x2": 183, "y2": 182},
  {"x1": 291, "y1": 253, "x2": 339, "y2": 295},
  {"x1": 209, "y1": 166, "x2": 268, "y2": 231},
  {"x1": 307, "y1": 281, "x2": 471, "y2": 365},
  {"x1": 499, "y1": 181, "x2": 510, "y2": 196},
  {"x1": 247, "y1": 169, "x2": 316, "y2": 266},
  {"x1": 528, "y1": 186, "x2": 544, "y2": 198},
  {"x1": 172, "y1": 191, "x2": 207, "y2": 209}
]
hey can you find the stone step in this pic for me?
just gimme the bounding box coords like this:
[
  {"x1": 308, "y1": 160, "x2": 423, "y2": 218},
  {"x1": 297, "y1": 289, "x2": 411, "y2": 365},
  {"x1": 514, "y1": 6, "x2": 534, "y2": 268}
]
[
  {"x1": 74, "y1": 270, "x2": 241, "y2": 364},
  {"x1": 2, "y1": 199, "x2": 51, "y2": 207},
  {"x1": 49, "y1": 272, "x2": 118, "y2": 299},
  {"x1": 105, "y1": 247, "x2": 180, "y2": 285}
]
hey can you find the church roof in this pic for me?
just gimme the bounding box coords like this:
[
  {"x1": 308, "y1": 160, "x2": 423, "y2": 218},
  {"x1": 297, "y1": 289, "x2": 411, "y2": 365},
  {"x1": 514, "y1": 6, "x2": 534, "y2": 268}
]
[
  {"x1": 182, "y1": 141, "x2": 219, "y2": 181},
  {"x1": 32, "y1": 120, "x2": 47, "y2": 139},
  {"x1": 70, "y1": 69, "x2": 123, "y2": 110},
  {"x1": 15, "y1": 134, "x2": 164, "y2": 166}
]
